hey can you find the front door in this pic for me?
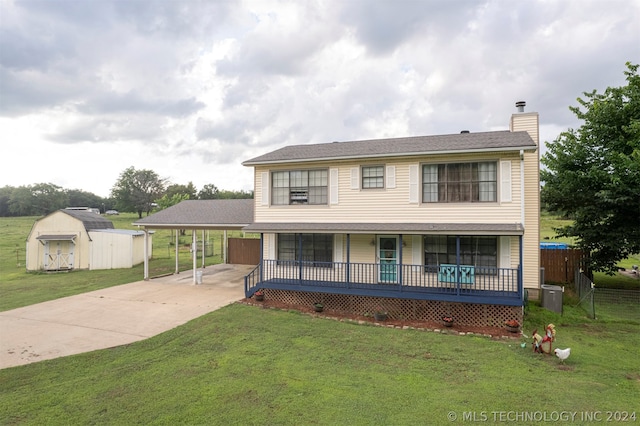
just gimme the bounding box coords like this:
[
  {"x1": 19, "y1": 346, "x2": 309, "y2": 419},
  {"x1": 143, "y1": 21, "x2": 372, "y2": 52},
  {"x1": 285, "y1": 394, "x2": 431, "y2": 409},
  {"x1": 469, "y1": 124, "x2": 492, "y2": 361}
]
[{"x1": 378, "y1": 236, "x2": 398, "y2": 283}]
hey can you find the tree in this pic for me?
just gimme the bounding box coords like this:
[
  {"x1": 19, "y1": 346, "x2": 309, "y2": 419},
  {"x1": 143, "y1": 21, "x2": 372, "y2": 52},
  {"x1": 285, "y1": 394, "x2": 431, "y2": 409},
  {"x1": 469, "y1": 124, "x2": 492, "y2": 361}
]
[
  {"x1": 165, "y1": 182, "x2": 197, "y2": 200},
  {"x1": 156, "y1": 193, "x2": 190, "y2": 211},
  {"x1": 197, "y1": 183, "x2": 219, "y2": 200},
  {"x1": 66, "y1": 189, "x2": 105, "y2": 210},
  {"x1": 0, "y1": 186, "x2": 13, "y2": 217},
  {"x1": 197, "y1": 183, "x2": 253, "y2": 199},
  {"x1": 541, "y1": 62, "x2": 640, "y2": 274},
  {"x1": 216, "y1": 189, "x2": 254, "y2": 199},
  {"x1": 111, "y1": 167, "x2": 166, "y2": 218},
  {"x1": 8, "y1": 183, "x2": 68, "y2": 216}
]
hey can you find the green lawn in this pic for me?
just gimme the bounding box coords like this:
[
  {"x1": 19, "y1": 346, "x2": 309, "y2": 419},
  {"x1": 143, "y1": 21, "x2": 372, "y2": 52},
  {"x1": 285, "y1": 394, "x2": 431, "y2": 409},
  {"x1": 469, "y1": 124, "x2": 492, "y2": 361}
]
[
  {"x1": 1, "y1": 213, "x2": 639, "y2": 424},
  {"x1": 1, "y1": 303, "x2": 638, "y2": 425},
  {"x1": 0, "y1": 214, "x2": 251, "y2": 311}
]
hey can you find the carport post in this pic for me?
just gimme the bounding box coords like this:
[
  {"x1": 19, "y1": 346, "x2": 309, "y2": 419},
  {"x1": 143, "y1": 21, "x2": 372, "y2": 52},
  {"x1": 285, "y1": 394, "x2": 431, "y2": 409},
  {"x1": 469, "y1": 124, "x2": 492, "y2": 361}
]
[
  {"x1": 175, "y1": 230, "x2": 179, "y2": 274},
  {"x1": 223, "y1": 230, "x2": 228, "y2": 264},
  {"x1": 143, "y1": 229, "x2": 149, "y2": 281},
  {"x1": 192, "y1": 231, "x2": 197, "y2": 284},
  {"x1": 201, "y1": 229, "x2": 205, "y2": 268}
]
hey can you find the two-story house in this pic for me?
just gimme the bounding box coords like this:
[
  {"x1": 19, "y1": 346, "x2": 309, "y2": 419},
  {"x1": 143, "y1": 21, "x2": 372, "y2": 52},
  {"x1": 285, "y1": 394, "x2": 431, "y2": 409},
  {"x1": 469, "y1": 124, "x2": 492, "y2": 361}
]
[{"x1": 242, "y1": 104, "x2": 540, "y2": 328}]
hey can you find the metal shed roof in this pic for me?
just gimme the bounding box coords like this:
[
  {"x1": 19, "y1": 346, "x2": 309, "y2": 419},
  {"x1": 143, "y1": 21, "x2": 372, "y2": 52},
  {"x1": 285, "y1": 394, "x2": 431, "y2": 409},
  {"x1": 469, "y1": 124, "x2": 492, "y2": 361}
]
[
  {"x1": 61, "y1": 209, "x2": 114, "y2": 231},
  {"x1": 35, "y1": 234, "x2": 77, "y2": 241}
]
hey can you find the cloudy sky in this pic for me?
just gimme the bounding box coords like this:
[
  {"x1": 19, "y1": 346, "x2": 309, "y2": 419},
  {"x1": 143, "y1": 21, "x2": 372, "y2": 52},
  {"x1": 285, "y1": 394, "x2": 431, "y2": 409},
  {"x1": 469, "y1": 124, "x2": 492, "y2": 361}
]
[{"x1": 1, "y1": 0, "x2": 638, "y2": 198}]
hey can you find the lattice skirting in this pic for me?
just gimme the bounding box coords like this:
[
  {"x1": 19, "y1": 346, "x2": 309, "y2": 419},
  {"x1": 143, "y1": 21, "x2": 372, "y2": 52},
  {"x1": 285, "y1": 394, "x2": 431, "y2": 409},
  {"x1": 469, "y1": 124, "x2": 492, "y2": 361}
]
[{"x1": 261, "y1": 289, "x2": 523, "y2": 328}]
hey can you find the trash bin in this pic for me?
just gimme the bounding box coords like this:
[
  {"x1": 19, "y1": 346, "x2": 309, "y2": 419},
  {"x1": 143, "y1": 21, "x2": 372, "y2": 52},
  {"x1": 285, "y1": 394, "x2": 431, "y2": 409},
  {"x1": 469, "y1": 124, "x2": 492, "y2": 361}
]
[
  {"x1": 540, "y1": 284, "x2": 563, "y2": 314},
  {"x1": 196, "y1": 270, "x2": 203, "y2": 284}
]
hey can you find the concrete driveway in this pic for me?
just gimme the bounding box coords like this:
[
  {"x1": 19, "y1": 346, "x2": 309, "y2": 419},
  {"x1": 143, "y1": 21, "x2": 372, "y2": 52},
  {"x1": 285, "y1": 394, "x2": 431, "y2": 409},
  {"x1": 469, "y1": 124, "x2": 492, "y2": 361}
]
[{"x1": 0, "y1": 264, "x2": 255, "y2": 369}]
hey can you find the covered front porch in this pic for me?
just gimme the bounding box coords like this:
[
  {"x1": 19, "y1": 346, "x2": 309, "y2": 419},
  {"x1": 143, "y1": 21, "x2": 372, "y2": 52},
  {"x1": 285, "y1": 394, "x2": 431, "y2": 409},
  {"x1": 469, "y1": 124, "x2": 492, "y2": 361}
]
[{"x1": 244, "y1": 228, "x2": 524, "y2": 307}]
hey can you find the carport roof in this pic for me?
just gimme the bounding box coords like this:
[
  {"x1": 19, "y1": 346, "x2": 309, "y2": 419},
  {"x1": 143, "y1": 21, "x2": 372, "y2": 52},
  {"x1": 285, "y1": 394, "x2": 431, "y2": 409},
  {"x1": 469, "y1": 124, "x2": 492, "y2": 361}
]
[{"x1": 133, "y1": 199, "x2": 254, "y2": 230}]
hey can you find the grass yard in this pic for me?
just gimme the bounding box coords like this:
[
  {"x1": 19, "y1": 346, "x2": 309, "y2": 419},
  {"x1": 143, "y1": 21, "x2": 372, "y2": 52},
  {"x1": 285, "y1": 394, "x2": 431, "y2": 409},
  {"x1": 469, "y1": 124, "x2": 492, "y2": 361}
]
[
  {"x1": 1, "y1": 302, "x2": 639, "y2": 425},
  {"x1": 0, "y1": 214, "x2": 252, "y2": 311},
  {"x1": 0, "y1": 213, "x2": 639, "y2": 424}
]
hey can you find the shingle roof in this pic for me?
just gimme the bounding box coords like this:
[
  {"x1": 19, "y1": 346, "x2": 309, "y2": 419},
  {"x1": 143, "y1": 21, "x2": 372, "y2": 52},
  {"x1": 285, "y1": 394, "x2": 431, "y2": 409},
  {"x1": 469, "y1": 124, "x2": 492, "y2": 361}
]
[
  {"x1": 243, "y1": 130, "x2": 536, "y2": 165},
  {"x1": 61, "y1": 209, "x2": 114, "y2": 231},
  {"x1": 133, "y1": 199, "x2": 254, "y2": 229},
  {"x1": 242, "y1": 222, "x2": 524, "y2": 235}
]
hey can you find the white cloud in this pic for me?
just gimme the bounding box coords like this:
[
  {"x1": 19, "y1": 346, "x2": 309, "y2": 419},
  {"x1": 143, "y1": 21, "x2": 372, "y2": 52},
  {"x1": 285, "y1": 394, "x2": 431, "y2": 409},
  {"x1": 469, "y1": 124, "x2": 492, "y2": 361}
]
[{"x1": 1, "y1": 0, "x2": 638, "y2": 198}]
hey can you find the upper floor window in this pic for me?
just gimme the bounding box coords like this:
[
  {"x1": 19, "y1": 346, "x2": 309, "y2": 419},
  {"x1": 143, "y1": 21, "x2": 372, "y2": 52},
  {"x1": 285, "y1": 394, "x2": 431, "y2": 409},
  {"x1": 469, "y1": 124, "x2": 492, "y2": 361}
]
[
  {"x1": 362, "y1": 165, "x2": 384, "y2": 189},
  {"x1": 422, "y1": 162, "x2": 497, "y2": 203},
  {"x1": 271, "y1": 170, "x2": 328, "y2": 205}
]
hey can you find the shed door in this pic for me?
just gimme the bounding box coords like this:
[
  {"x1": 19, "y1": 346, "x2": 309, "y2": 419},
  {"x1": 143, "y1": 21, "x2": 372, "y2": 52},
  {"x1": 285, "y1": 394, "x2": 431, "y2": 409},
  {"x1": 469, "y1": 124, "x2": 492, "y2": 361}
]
[{"x1": 44, "y1": 241, "x2": 75, "y2": 270}]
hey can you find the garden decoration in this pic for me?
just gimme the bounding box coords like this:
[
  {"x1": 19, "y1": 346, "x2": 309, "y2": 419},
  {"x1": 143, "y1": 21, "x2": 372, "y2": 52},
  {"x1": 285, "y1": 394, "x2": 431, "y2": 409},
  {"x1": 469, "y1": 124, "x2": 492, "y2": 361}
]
[
  {"x1": 532, "y1": 323, "x2": 556, "y2": 354},
  {"x1": 504, "y1": 319, "x2": 520, "y2": 333},
  {"x1": 374, "y1": 306, "x2": 388, "y2": 321},
  {"x1": 442, "y1": 316, "x2": 454, "y2": 327},
  {"x1": 374, "y1": 311, "x2": 388, "y2": 321},
  {"x1": 254, "y1": 290, "x2": 264, "y2": 301}
]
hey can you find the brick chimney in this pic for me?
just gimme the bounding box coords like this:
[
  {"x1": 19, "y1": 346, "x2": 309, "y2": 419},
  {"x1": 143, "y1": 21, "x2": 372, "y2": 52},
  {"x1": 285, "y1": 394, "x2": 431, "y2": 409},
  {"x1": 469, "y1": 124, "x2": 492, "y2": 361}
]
[{"x1": 510, "y1": 101, "x2": 539, "y2": 146}]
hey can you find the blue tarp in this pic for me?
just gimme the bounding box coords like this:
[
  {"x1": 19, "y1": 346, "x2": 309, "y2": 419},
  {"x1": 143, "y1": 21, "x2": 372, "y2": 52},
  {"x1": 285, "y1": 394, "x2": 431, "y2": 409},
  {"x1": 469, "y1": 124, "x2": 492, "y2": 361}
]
[{"x1": 540, "y1": 242, "x2": 568, "y2": 249}]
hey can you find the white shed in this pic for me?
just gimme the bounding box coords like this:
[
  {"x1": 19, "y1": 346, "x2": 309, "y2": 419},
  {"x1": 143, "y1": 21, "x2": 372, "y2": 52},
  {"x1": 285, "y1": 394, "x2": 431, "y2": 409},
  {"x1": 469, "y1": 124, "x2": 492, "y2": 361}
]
[
  {"x1": 26, "y1": 209, "x2": 152, "y2": 271},
  {"x1": 88, "y1": 229, "x2": 150, "y2": 269}
]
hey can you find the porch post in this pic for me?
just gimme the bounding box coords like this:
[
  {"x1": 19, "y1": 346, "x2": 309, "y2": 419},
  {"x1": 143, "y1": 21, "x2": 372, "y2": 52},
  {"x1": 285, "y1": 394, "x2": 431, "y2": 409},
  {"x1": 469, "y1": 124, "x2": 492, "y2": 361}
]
[
  {"x1": 260, "y1": 233, "x2": 264, "y2": 283},
  {"x1": 456, "y1": 236, "x2": 461, "y2": 296},
  {"x1": 519, "y1": 235, "x2": 524, "y2": 300},
  {"x1": 398, "y1": 234, "x2": 403, "y2": 291},
  {"x1": 298, "y1": 233, "x2": 303, "y2": 284},
  {"x1": 346, "y1": 234, "x2": 351, "y2": 286}
]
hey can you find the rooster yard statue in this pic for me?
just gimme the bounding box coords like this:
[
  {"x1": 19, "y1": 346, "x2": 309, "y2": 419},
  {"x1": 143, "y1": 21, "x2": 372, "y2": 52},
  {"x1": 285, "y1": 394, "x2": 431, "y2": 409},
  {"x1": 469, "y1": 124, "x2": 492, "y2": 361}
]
[{"x1": 532, "y1": 324, "x2": 556, "y2": 354}]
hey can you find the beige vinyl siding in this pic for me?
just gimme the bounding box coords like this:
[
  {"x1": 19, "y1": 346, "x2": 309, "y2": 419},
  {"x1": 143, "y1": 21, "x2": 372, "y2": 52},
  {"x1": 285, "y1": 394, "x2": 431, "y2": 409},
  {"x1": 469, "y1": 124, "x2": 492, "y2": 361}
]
[
  {"x1": 511, "y1": 112, "x2": 540, "y2": 290},
  {"x1": 253, "y1": 152, "x2": 525, "y2": 226},
  {"x1": 263, "y1": 233, "x2": 377, "y2": 264},
  {"x1": 522, "y1": 149, "x2": 540, "y2": 290},
  {"x1": 510, "y1": 112, "x2": 539, "y2": 144},
  {"x1": 259, "y1": 172, "x2": 268, "y2": 206}
]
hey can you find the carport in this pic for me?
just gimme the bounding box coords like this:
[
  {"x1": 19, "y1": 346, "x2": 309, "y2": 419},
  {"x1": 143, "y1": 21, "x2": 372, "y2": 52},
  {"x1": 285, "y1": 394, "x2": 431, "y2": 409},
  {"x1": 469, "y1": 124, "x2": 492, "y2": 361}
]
[{"x1": 133, "y1": 199, "x2": 254, "y2": 284}]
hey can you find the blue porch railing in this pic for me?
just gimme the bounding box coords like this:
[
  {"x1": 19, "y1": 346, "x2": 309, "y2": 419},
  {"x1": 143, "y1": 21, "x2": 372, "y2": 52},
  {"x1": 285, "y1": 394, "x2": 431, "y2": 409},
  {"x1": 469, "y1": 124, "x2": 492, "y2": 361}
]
[{"x1": 245, "y1": 260, "x2": 523, "y2": 306}]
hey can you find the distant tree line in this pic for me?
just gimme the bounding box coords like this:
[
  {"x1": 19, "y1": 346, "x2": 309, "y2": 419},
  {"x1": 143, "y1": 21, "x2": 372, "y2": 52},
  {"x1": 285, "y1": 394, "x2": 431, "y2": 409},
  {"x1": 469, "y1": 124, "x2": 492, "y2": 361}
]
[{"x1": 0, "y1": 166, "x2": 253, "y2": 218}]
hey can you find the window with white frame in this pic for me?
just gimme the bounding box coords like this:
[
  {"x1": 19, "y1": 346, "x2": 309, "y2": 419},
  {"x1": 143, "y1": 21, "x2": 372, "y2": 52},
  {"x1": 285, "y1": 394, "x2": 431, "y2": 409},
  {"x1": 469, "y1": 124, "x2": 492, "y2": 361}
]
[
  {"x1": 422, "y1": 162, "x2": 497, "y2": 203},
  {"x1": 424, "y1": 236, "x2": 497, "y2": 271},
  {"x1": 362, "y1": 165, "x2": 384, "y2": 189},
  {"x1": 277, "y1": 234, "x2": 333, "y2": 266},
  {"x1": 271, "y1": 170, "x2": 328, "y2": 205}
]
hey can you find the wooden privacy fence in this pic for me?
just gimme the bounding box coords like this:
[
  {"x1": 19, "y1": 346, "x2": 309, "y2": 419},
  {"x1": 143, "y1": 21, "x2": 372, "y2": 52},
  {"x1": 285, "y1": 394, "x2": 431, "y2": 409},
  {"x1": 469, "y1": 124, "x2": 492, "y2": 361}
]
[
  {"x1": 228, "y1": 238, "x2": 260, "y2": 265},
  {"x1": 541, "y1": 248, "x2": 588, "y2": 284}
]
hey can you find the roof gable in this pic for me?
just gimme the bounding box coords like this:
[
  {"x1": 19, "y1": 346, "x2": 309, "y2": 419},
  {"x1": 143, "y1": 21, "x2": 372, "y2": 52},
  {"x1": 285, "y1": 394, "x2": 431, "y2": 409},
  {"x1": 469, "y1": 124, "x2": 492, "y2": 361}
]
[{"x1": 243, "y1": 130, "x2": 536, "y2": 165}]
